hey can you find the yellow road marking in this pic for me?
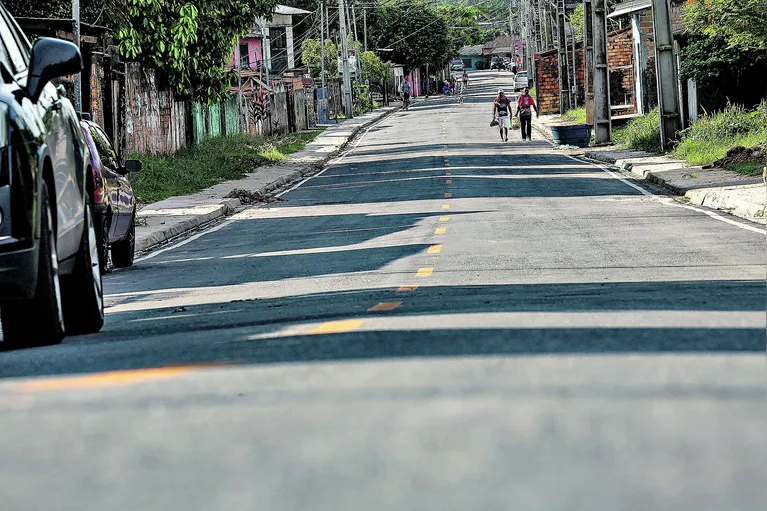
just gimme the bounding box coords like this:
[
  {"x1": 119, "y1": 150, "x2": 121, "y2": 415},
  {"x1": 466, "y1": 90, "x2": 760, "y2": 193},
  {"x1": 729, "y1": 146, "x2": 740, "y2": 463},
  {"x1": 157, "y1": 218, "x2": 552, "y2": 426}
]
[
  {"x1": 15, "y1": 365, "x2": 211, "y2": 392},
  {"x1": 435, "y1": 227, "x2": 447, "y2": 234},
  {"x1": 444, "y1": 192, "x2": 452, "y2": 198},
  {"x1": 397, "y1": 285, "x2": 418, "y2": 292},
  {"x1": 446, "y1": 179, "x2": 453, "y2": 184},
  {"x1": 368, "y1": 301, "x2": 403, "y2": 312},
  {"x1": 428, "y1": 245, "x2": 443, "y2": 254},
  {"x1": 416, "y1": 268, "x2": 434, "y2": 277},
  {"x1": 308, "y1": 320, "x2": 364, "y2": 335},
  {"x1": 440, "y1": 216, "x2": 450, "y2": 222},
  {"x1": 446, "y1": 172, "x2": 452, "y2": 176},
  {"x1": 442, "y1": 204, "x2": 450, "y2": 209}
]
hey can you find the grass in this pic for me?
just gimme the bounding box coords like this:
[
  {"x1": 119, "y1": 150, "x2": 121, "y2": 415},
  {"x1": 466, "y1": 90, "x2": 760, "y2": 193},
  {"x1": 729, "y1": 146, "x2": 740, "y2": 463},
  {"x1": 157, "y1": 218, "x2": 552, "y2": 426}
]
[
  {"x1": 613, "y1": 108, "x2": 663, "y2": 153},
  {"x1": 561, "y1": 107, "x2": 586, "y2": 125},
  {"x1": 729, "y1": 162, "x2": 763, "y2": 176},
  {"x1": 673, "y1": 102, "x2": 766, "y2": 167},
  {"x1": 130, "y1": 130, "x2": 322, "y2": 204}
]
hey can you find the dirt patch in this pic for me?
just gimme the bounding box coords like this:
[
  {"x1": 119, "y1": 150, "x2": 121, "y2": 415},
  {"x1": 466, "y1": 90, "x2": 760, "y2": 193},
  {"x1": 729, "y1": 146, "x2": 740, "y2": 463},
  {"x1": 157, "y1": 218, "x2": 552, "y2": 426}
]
[
  {"x1": 712, "y1": 143, "x2": 767, "y2": 168},
  {"x1": 225, "y1": 189, "x2": 287, "y2": 205}
]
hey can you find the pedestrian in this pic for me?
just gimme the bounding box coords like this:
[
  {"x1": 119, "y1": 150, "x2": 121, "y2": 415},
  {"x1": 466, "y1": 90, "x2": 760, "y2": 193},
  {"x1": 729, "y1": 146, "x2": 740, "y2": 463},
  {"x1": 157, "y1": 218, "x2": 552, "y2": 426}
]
[
  {"x1": 492, "y1": 89, "x2": 512, "y2": 142},
  {"x1": 515, "y1": 86, "x2": 539, "y2": 141},
  {"x1": 401, "y1": 80, "x2": 411, "y2": 110},
  {"x1": 461, "y1": 71, "x2": 468, "y2": 90}
]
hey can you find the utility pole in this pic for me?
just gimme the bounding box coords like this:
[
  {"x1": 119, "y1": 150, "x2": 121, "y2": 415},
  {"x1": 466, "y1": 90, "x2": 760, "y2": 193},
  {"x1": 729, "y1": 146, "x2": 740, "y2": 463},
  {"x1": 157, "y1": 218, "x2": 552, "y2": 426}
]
[
  {"x1": 592, "y1": 0, "x2": 611, "y2": 143},
  {"x1": 556, "y1": 0, "x2": 570, "y2": 113},
  {"x1": 235, "y1": 42, "x2": 243, "y2": 133},
  {"x1": 651, "y1": 0, "x2": 682, "y2": 151},
  {"x1": 320, "y1": 2, "x2": 326, "y2": 89},
  {"x1": 570, "y1": 20, "x2": 577, "y2": 108},
  {"x1": 363, "y1": 8, "x2": 367, "y2": 52},
  {"x1": 583, "y1": 0, "x2": 594, "y2": 124},
  {"x1": 337, "y1": 0, "x2": 354, "y2": 118},
  {"x1": 72, "y1": 0, "x2": 81, "y2": 114}
]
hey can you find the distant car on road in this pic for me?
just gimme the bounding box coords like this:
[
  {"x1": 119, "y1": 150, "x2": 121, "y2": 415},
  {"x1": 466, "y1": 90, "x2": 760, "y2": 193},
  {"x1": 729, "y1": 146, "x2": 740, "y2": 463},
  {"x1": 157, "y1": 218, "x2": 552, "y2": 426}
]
[
  {"x1": 0, "y1": 4, "x2": 104, "y2": 348},
  {"x1": 490, "y1": 57, "x2": 505, "y2": 70},
  {"x1": 80, "y1": 120, "x2": 141, "y2": 272},
  {"x1": 514, "y1": 71, "x2": 529, "y2": 92}
]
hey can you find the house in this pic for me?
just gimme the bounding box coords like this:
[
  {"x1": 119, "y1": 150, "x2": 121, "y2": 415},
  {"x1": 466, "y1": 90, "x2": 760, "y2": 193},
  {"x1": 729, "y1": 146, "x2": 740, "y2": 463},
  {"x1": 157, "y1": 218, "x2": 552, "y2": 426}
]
[
  {"x1": 458, "y1": 44, "x2": 484, "y2": 70},
  {"x1": 230, "y1": 5, "x2": 311, "y2": 83},
  {"x1": 482, "y1": 36, "x2": 517, "y2": 62}
]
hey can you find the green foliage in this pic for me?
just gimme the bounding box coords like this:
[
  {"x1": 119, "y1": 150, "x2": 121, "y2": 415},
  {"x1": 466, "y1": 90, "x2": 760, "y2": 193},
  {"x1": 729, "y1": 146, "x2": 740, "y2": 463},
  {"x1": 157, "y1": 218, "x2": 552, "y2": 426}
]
[
  {"x1": 561, "y1": 107, "x2": 586, "y2": 125},
  {"x1": 301, "y1": 38, "x2": 339, "y2": 80},
  {"x1": 684, "y1": 0, "x2": 767, "y2": 51},
  {"x1": 354, "y1": 83, "x2": 374, "y2": 115},
  {"x1": 130, "y1": 130, "x2": 320, "y2": 203},
  {"x1": 673, "y1": 102, "x2": 767, "y2": 165},
  {"x1": 371, "y1": 2, "x2": 451, "y2": 74},
  {"x1": 360, "y1": 51, "x2": 392, "y2": 83},
  {"x1": 570, "y1": 4, "x2": 584, "y2": 41},
  {"x1": 613, "y1": 109, "x2": 663, "y2": 153}
]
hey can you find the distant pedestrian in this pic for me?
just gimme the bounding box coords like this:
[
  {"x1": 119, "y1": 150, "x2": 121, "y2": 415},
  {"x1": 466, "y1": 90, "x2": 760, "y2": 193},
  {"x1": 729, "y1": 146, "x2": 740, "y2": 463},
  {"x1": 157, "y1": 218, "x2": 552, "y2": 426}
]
[
  {"x1": 462, "y1": 71, "x2": 469, "y2": 90},
  {"x1": 515, "y1": 87, "x2": 539, "y2": 141},
  {"x1": 493, "y1": 89, "x2": 512, "y2": 142},
  {"x1": 401, "y1": 80, "x2": 411, "y2": 110}
]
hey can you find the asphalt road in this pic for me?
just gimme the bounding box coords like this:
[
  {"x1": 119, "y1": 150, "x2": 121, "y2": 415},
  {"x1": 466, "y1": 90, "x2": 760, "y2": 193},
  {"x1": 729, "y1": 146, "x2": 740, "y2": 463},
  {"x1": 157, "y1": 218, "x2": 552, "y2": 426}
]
[{"x1": 1, "y1": 71, "x2": 765, "y2": 511}]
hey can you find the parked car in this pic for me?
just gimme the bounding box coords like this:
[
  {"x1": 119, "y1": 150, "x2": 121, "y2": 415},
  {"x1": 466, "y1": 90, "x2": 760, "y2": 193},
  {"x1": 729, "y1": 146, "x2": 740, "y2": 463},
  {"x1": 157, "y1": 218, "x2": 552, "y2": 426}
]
[
  {"x1": 514, "y1": 71, "x2": 529, "y2": 91},
  {"x1": 0, "y1": 4, "x2": 103, "y2": 348},
  {"x1": 80, "y1": 120, "x2": 141, "y2": 272},
  {"x1": 503, "y1": 58, "x2": 511, "y2": 69},
  {"x1": 490, "y1": 57, "x2": 505, "y2": 70}
]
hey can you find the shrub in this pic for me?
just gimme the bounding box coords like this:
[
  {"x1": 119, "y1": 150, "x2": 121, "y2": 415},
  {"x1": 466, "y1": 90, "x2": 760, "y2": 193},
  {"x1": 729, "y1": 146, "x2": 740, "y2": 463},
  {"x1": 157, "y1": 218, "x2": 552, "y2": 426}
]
[{"x1": 613, "y1": 109, "x2": 663, "y2": 153}]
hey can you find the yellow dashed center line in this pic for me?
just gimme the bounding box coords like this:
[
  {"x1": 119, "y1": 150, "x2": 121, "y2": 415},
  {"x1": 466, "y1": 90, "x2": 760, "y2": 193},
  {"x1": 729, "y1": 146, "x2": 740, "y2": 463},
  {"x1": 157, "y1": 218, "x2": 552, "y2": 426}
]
[
  {"x1": 435, "y1": 227, "x2": 447, "y2": 234},
  {"x1": 397, "y1": 285, "x2": 418, "y2": 292},
  {"x1": 368, "y1": 301, "x2": 403, "y2": 312},
  {"x1": 446, "y1": 179, "x2": 453, "y2": 184},
  {"x1": 428, "y1": 244, "x2": 443, "y2": 254},
  {"x1": 446, "y1": 172, "x2": 452, "y2": 176},
  {"x1": 416, "y1": 268, "x2": 434, "y2": 277},
  {"x1": 444, "y1": 192, "x2": 452, "y2": 198},
  {"x1": 439, "y1": 216, "x2": 449, "y2": 222},
  {"x1": 308, "y1": 320, "x2": 364, "y2": 335},
  {"x1": 442, "y1": 204, "x2": 450, "y2": 209},
  {"x1": 15, "y1": 365, "x2": 215, "y2": 392}
]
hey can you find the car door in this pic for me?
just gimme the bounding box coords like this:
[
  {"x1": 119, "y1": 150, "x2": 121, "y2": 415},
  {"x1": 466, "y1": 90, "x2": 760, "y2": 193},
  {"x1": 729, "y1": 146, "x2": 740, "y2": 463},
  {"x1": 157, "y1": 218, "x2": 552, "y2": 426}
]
[
  {"x1": 0, "y1": 11, "x2": 83, "y2": 260},
  {"x1": 87, "y1": 124, "x2": 127, "y2": 240}
]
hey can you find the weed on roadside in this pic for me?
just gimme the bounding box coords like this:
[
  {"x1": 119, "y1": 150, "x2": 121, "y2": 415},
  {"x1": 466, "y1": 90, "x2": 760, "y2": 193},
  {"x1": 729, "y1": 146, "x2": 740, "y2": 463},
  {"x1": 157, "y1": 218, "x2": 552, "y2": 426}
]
[
  {"x1": 224, "y1": 188, "x2": 286, "y2": 205},
  {"x1": 561, "y1": 107, "x2": 587, "y2": 125},
  {"x1": 613, "y1": 109, "x2": 663, "y2": 153}
]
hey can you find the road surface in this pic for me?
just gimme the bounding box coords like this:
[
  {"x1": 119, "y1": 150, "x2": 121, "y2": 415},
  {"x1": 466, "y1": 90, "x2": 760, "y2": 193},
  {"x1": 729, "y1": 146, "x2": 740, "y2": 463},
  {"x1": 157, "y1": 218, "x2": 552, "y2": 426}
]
[{"x1": 1, "y1": 71, "x2": 765, "y2": 510}]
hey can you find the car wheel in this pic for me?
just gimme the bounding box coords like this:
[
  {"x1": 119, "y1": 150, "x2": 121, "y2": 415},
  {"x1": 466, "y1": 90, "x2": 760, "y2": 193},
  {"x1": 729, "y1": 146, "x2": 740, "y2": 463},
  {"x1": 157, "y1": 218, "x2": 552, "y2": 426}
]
[
  {"x1": 95, "y1": 211, "x2": 110, "y2": 274},
  {"x1": 62, "y1": 197, "x2": 104, "y2": 335},
  {"x1": 1, "y1": 184, "x2": 65, "y2": 349},
  {"x1": 111, "y1": 211, "x2": 135, "y2": 268}
]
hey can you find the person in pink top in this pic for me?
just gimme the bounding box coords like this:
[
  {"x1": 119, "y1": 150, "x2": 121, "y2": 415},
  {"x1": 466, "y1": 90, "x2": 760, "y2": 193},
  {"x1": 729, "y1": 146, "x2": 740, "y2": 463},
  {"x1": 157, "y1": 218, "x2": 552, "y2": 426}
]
[{"x1": 515, "y1": 87, "x2": 539, "y2": 141}]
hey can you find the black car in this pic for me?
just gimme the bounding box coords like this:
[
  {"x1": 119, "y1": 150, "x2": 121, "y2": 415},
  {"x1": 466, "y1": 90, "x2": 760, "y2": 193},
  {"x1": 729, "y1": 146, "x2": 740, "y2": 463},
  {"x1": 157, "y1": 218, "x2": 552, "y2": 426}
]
[
  {"x1": 80, "y1": 119, "x2": 141, "y2": 272},
  {"x1": 490, "y1": 57, "x2": 505, "y2": 70},
  {"x1": 0, "y1": 4, "x2": 104, "y2": 348}
]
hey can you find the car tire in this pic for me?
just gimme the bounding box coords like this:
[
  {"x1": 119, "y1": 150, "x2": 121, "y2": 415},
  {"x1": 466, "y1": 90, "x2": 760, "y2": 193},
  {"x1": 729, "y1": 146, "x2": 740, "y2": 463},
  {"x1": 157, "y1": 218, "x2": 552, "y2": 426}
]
[
  {"x1": 61, "y1": 197, "x2": 104, "y2": 336},
  {"x1": 1, "y1": 184, "x2": 65, "y2": 349},
  {"x1": 111, "y1": 211, "x2": 135, "y2": 268},
  {"x1": 95, "y1": 211, "x2": 110, "y2": 274}
]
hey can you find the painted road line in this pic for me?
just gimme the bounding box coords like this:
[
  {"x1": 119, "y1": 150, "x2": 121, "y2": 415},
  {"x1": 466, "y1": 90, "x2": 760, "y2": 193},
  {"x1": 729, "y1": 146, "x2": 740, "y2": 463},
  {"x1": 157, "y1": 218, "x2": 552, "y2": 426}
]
[
  {"x1": 444, "y1": 192, "x2": 452, "y2": 198},
  {"x1": 368, "y1": 301, "x2": 403, "y2": 312},
  {"x1": 15, "y1": 365, "x2": 213, "y2": 392},
  {"x1": 308, "y1": 320, "x2": 364, "y2": 335},
  {"x1": 446, "y1": 179, "x2": 453, "y2": 184},
  {"x1": 446, "y1": 172, "x2": 452, "y2": 176},
  {"x1": 397, "y1": 285, "x2": 418, "y2": 292},
  {"x1": 440, "y1": 216, "x2": 450, "y2": 222},
  {"x1": 442, "y1": 204, "x2": 450, "y2": 209},
  {"x1": 416, "y1": 268, "x2": 434, "y2": 277},
  {"x1": 435, "y1": 227, "x2": 447, "y2": 234},
  {"x1": 428, "y1": 245, "x2": 443, "y2": 254}
]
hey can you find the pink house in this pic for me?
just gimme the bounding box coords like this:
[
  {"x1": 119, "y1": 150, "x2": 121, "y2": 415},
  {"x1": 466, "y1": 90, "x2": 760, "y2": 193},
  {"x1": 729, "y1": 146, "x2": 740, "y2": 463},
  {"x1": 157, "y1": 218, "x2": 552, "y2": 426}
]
[{"x1": 230, "y1": 36, "x2": 264, "y2": 70}]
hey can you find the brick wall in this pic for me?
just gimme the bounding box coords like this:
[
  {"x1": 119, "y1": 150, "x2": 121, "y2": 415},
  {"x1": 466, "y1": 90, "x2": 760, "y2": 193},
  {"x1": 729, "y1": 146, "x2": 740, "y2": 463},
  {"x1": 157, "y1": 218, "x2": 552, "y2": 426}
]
[{"x1": 535, "y1": 27, "x2": 634, "y2": 115}]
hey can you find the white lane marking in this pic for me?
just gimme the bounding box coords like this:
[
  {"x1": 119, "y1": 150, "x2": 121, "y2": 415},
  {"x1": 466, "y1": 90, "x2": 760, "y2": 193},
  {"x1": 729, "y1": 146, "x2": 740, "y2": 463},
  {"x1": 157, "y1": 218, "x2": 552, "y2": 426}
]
[
  {"x1": 135, "y1": 117, "x2": 389, "y2": 262},
  {"x1": 572, "y1": 155, "x2": 765, "y2": 235}
]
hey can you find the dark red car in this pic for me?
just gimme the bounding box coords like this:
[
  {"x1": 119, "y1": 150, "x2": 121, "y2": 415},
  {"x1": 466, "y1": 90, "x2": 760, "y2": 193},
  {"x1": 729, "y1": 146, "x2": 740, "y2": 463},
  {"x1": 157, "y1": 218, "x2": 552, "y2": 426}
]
[{"x1": 80, "y1": 120, "x2": 141, "y2": 272}]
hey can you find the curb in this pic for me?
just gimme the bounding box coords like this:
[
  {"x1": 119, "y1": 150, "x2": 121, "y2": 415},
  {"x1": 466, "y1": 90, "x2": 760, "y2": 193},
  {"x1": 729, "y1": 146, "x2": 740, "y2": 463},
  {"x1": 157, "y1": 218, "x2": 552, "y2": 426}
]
[
  {"x1": 583, "y1": 151, "x2": 766, "y2": 224},
  {"x1": 135, "y1": 107, "x2": 398, "y2": 255}
]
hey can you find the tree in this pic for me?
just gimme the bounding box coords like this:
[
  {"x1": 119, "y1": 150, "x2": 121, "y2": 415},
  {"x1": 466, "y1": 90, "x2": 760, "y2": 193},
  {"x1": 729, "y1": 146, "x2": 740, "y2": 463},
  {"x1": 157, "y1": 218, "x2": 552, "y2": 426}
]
[
  {"x1": 370, "y1": 2, "x2": 451, "y2": 74},
  {"x1": 300, "y1": 38, "x2": 339, "y2": 81},
  {"x1": 569, "y1": 4, "x2": 584, "y2": 41},
  {"x1": 683, "y1": 0, "x2": 767, "y2": 51},
  {"x1": 360, "y1": 50, "x2": 391, "y2": 83}
]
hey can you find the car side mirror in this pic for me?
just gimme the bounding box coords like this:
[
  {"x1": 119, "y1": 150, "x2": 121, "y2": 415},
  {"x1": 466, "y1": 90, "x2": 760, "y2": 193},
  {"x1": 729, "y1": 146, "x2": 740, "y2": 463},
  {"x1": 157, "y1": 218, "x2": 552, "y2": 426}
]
[
  {"x1": 124, "y1": 159, "x2": 142, "y2": 173},
  {"x1": 27, "y1": 38, "x2": 82, "y2": 104}
]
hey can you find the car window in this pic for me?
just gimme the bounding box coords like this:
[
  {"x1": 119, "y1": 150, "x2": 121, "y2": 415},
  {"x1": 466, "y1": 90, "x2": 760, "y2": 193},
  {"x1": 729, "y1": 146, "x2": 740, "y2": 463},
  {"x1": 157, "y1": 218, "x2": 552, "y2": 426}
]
[
  {"x1": 0, "y1": 9, "x2": 28, "y2": 74},
  {"x1": 88, "y1": 125, "x2": 118, "y2": 168}
]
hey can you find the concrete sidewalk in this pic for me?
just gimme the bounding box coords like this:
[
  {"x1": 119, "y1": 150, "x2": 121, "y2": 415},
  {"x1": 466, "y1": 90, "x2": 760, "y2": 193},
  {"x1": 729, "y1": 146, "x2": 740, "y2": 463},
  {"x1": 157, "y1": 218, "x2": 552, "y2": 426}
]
[
  {"x1": 135, "y1": 106, "x2": 397, "y2": 253},
  {"x1": 533, "y1": 114, "x2": 766, "y2": 224}
]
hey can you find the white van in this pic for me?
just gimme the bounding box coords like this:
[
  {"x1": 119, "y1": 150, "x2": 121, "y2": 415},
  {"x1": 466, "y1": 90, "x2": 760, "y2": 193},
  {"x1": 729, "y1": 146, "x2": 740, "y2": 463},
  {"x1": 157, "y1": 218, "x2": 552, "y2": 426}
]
[{"x1": 514, "y1": 71, "x2": 529, "y2": 92}]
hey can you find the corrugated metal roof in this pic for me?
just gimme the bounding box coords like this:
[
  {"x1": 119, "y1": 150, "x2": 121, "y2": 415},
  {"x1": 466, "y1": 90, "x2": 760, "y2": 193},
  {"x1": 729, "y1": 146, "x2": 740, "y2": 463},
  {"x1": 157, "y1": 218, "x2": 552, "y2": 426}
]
[
  {"x1": 274, "y1": 5, "x2": 312, "y2": 15},
  {"x1": 459, "y1": 44, "x2": 484, "y2": 56},
  {"x1": 608, "y1": 0, "x2": 652, "y2": 18}
]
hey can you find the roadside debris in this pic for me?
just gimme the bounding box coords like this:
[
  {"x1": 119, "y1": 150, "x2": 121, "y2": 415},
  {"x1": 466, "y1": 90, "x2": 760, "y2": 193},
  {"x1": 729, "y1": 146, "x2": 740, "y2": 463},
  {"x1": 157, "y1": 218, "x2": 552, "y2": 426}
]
[
  {"x1": 225, "y1": 189, "x2": 287, "y2": 205},
  {"x1": 554, "y1": 144, "x2": 579, "y2": 150}
]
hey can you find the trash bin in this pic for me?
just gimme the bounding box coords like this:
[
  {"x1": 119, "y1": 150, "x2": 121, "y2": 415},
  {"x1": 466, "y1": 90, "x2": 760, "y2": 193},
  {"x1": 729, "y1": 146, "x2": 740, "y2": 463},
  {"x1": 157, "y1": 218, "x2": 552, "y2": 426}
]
[{"x1": 550, "y1": 124, "x2": 593, "y2": 148}]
